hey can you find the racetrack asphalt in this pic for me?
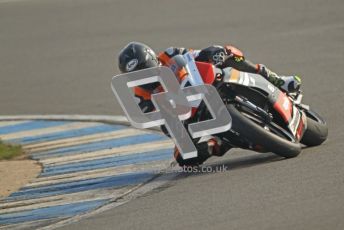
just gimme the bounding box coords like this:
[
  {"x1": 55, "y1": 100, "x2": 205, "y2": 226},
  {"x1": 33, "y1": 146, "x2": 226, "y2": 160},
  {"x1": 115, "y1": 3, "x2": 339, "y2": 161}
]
[{"x1": 1, "y1": 0, "x2": 344, "y2": 229}]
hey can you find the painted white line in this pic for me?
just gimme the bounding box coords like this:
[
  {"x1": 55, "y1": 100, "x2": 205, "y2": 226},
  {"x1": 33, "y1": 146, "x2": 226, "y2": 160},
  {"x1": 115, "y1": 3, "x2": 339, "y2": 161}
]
[
  {"x1": 0, "y1": 122, "x2": 100, "y2": 140},
  {"x1": 41, "y1": 170, "x2": 181, "y2": 230},
  {"x1": 0, "y1": 115, "x2": 129, "y2": 125},
  {"x1": 32, "y1": 160, "x2": 168, "y2": 184},
  {"x1": 27, "y1": 160, "x2": 171, "y2": 188},
  {"x1": 0, "y1": 121, "x2": 29, "y2": 128},
  {"x1": 27, "y1": 128, "x2": 148, "y2": 153},
  {"x1": 40, "y1": 140, "x2": 173, "y2": 166},
  {"x1": 0, "y1": 218, "x2": 66, "y2": 230},
  {"x1": 0, "y1": 115, "x2": 161, "y2": 132},
  {"x1": 0, "y1": 114, "x2": 128, "y2": 123},
  {"x1": 0, "y1": 187, "x2": 131, "y2": 214}
]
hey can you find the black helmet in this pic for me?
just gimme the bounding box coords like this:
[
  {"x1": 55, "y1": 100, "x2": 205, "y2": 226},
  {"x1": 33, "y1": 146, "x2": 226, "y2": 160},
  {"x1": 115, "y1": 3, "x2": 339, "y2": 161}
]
[{"x1": 118, "y1": 42, "x2": 159, "y2": 73}]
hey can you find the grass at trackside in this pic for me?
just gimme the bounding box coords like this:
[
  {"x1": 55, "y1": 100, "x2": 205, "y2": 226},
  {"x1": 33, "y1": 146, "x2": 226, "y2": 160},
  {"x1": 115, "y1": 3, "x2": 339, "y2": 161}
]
[{"x1": 0, "y1": 140, "x2": 24, "y2": 160}]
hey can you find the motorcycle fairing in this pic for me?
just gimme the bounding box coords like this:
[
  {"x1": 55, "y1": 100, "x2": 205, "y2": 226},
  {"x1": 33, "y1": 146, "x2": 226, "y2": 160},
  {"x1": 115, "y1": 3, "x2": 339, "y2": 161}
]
[
  {"x1": 223, "y1": 68, "x2": 306, "y2": 139},
  {"x1": 195, "y1": 62, "x2": 215, "y2": 85},
  {"x1": 273, "y1": 92, "x2": 293, "y2": 122}
]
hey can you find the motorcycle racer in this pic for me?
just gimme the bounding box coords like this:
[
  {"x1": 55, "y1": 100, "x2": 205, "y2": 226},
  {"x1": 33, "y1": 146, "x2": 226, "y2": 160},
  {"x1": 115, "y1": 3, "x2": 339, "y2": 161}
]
[{"x1": 117, "y1": 42, "x2": 302, "y2": 166}]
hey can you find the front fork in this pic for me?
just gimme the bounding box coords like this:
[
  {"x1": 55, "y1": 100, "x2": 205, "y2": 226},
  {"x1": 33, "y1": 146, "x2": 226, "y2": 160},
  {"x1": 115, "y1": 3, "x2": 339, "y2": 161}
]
[
  {"x1": 289, "y1": 92, "x2": 308, "y2": 141},
  {"x1": 233, "y1": 96, "x2": 273, "y2": 123}
]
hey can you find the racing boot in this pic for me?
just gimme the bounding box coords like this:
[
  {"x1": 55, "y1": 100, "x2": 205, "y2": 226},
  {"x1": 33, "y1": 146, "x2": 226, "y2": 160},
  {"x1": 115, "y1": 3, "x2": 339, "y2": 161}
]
[
  {"x1": 270, "y1": 75, "x2": 302, "y2": 93},
  {"x1": 257, "y1": 64, "x2": 302, "y2": 93},
  {"x1": 173, "y1": 137, "x2": 232, "y2": 167},
  {"x1": 207, "y1": 137, "x2": 232, "y2": 157},
  {"x1": 173, "y1": 142, "x2": 211, "y2": 167}
]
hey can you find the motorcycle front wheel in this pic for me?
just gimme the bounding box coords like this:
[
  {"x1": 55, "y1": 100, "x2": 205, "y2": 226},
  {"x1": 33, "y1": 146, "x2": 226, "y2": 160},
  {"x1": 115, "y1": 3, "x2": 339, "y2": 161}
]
[{"x1": 300, "y1": 108, "x2": 328, "y2": 146}]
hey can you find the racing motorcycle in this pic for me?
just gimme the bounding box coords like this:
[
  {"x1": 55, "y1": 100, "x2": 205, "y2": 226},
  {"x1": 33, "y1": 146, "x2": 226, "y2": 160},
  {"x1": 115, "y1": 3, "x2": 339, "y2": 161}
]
[{"x1": 168, "y1": 52, "x2": 328, "y2": 158}]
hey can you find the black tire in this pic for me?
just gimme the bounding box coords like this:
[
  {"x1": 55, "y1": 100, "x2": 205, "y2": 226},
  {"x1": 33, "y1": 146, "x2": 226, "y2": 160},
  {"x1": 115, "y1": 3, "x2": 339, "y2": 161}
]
[
  {"x1": 226, "y1": 104, "x2": 302, "y2": 158},
  {"x1": 301, "y1": 110, "x2": 328, "y2": 146}
]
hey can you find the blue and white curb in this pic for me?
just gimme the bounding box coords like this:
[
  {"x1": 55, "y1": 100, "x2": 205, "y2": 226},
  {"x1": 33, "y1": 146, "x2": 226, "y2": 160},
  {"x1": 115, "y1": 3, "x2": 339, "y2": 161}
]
[{"x1": 0, "y1": 116, "x2": 175, "y2": 229}]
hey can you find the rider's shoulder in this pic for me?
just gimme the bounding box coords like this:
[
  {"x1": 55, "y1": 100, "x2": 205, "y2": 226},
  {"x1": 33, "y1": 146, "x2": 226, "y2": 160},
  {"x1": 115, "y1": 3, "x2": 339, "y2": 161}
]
[
  {"x1": 158, "y1": 47, "x2": 190, "y2": 65},
  {"x1": 162, "y1": 47, "x2": 188, "y2": 57}
]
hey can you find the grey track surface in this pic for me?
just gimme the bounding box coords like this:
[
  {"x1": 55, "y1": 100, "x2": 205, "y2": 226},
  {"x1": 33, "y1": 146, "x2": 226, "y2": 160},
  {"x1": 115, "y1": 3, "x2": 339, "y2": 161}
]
[{"x1": 1, "y1": 0, "x2": 344, "y2": 229}]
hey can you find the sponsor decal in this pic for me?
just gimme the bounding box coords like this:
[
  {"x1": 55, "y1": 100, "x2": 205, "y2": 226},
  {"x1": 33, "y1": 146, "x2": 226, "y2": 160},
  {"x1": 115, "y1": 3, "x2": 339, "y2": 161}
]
[
  {"x1": 234, "y1": 56, "x2": 244, "y2": 62},
  {"x1": 126, "y1": 59, "x2": 138, "y2": 72},
  {"x1": 170, "y1": 64, "x2": 177, "y2": 73},
  {"x1": 268, "y1": 84, "x2": 275, "y2": 92},
  {"x1": 288, "y1": 107, "x2": 301, "y2": 136},
  {"x1": 283, "y1": 97, "x2": 290, "y2": 111},
  {"x1": 273, "y1": 93, "x2": 292, "y2": 122},
  {"x1": 212, "y1": 52, "x2": 226, "y2": 65}
]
